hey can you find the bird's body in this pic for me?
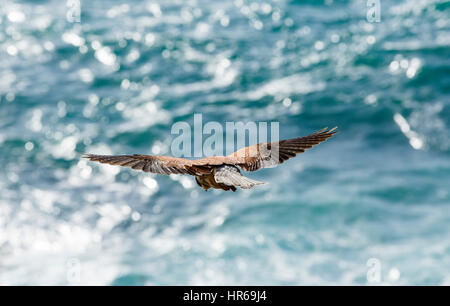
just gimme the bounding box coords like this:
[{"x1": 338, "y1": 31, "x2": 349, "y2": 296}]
[
  {"x1": 195, "y1": 166, "x2": 239, "y2": 192},
  {"x1": 195, "y1": 165, "x2": 265, "y2": 191},
  {"x1": 84, "y1": 127, "x2": 337, "y2": 192}
]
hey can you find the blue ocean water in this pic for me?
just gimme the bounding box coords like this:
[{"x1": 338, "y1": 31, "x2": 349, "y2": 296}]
[{"x1": 0, "y1": 0, "x2": 449, "y2": 285}]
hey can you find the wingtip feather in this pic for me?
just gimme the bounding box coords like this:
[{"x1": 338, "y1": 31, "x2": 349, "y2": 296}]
[
  {"x1": 327, "y1": 126, "x2": 338, "y2": 134},
  {"x1": 82, "y1": 153, "x2": 99, "y2": 159},
  {"x1": 313, "y1": 126, "x2": 338, "y2": 136}
]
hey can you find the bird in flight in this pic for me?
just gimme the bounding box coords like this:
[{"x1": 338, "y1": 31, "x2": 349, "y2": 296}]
[{"x1": 84, "y1": 127, "x2": 337, "y2": 192}]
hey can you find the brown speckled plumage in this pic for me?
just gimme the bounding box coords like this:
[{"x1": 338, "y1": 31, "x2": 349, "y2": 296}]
[{"x1": 83, "y1": 127, "x2": 337, "y2": 191}]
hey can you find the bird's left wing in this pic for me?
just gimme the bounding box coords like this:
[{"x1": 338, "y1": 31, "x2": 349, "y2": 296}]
[
  {"x1": 227, "y1": 127, "x2": 337, "y2": 172},
  {"x1": 83, "y1": 154, "x2": 197, "y2": 175}
]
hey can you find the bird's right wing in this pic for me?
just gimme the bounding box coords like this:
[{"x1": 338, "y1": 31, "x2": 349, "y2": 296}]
[
  {"x1": 228, "y1": 127, "x2": 337, "y2": 172},
  {"x1": 83, "y1": 154, "x2": 198, "y2": 175}
]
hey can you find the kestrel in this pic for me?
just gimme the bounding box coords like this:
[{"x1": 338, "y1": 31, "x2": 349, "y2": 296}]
[{"x1": 83, "y1": 127, "x2": 337, "y2": 192}]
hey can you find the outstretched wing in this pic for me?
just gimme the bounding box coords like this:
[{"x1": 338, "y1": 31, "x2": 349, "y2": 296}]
[
  {"x1": 83, "y1": 154, "x2": 198, "y2": 175},
  {"x1": 214, "y1": 165, "x2": 266, "y2": 189},
  {"x1": 228, "y1": 127, "x2": 337, "y2": 172}
]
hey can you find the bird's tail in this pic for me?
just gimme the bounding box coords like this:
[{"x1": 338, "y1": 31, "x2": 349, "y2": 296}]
[
  {"x1": 215, "y1": 165, "x2": 267, "y2": 190},
  {"x1": 238, "y1": 176, "x2": 266, "y2": 189}
]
